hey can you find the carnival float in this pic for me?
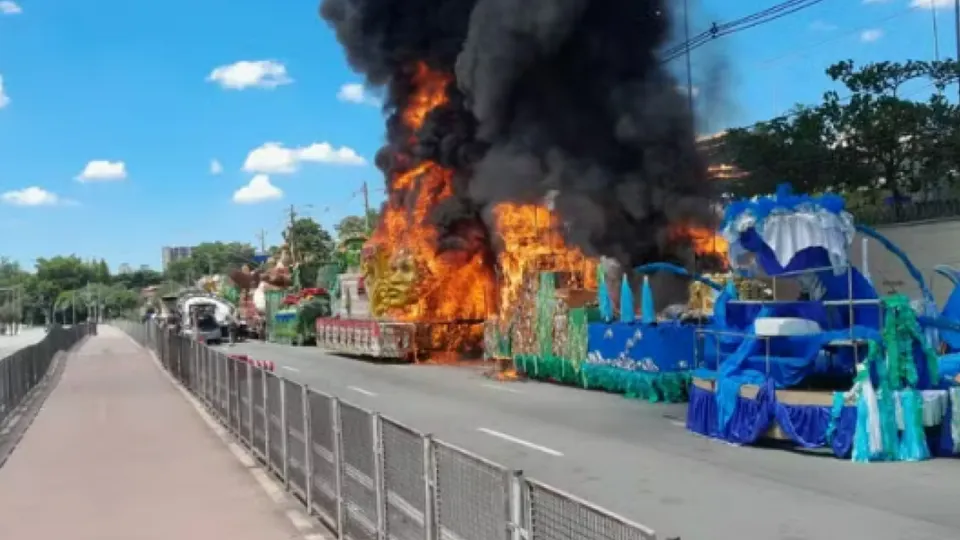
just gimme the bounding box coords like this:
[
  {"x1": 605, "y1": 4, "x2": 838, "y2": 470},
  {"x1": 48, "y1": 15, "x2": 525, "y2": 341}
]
[{"x1": 679, "y1": 185, "x2": 960, "y2": 461}]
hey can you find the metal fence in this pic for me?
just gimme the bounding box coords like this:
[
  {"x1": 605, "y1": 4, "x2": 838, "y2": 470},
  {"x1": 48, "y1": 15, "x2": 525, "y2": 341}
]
[
  {"x1": 0, "y1": 325, "x2": 93, "y2": 428},
  {"x1": 117, "y1": 320, "x2": 658, "y2": 540}
]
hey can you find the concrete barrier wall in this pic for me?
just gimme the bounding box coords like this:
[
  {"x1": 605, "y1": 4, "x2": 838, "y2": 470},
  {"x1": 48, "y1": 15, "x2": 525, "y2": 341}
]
[{"x1": 849, "y1": 218, "x2": 960, "y2": 307}]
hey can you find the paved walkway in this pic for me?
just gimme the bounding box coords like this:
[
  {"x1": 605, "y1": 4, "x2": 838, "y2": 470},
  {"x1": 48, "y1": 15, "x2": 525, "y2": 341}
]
[{"x1": 0, "y1": 326, "x2": 304, "y2": 540}]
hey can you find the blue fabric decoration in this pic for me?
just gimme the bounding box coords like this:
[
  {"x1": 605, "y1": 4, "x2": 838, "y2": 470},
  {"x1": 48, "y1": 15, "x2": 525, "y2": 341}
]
[
  {"x1": 586, "y1": 322, "x2": 694, "y2": 372},
  {"x1": 686, "y1": 383, "x2": 858, "y2": 457},
  {"x1": 641, "y1": 276, "x2": 655, "y2": 324},
  {"x1": 598, "y1": 280, "x2": 613, "y2": 322},
  {"x1": 619, "y1": 275, "x2": 634, "y2": 323},
  {"x1": 633, "y1": 262, "x2": 724, "y2": 292}
]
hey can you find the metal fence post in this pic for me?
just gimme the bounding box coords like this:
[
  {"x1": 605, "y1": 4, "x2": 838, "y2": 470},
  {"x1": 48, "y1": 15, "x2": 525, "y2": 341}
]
[
  {"x1": 510, "y1": 471, "x2": 524, "y2": 540},
  {"x1": 263, "y1": 368, "x2": 270, "y2": 467},
  {"x1": 279, "y1": 376, "x2": 289, "y2": 487},
  {"x1": 372, "y1": 413, "x2": 386, "y2": 540},
  {"x1": 423, "y1": 434, "x2": 438, "y2": 540},
  {"x1": 303, "y1": 384, "x2": 313, "y2": 513},
  {"x1": 332, "y1": 397, "x2": 344, "y2": 540},
  {"x1": 248, "y1": 363, "x2": 255, "y2": 444},
  {"x1": 226, "y1": 355, "x2": 234, "y2": 431}
]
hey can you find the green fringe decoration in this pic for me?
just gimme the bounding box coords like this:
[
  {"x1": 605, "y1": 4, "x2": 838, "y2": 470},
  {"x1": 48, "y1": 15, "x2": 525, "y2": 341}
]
[{"x1": 580, "y1": 364, "x2": 690, "y2": 403}]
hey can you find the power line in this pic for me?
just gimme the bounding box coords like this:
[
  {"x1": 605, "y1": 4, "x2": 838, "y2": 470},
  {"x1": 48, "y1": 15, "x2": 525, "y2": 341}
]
[
  {"x1": 661, "y1": 0, "x2": 829, "y2": 64},
  {"x1": 753, "y1": 8, "x2": 914, "y2": 70}
]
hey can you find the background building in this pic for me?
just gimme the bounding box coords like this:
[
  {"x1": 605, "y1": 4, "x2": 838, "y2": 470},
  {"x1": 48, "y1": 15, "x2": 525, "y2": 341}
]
[{"x1": 161, "y1": 246, "x2": 193, "y2": 270}]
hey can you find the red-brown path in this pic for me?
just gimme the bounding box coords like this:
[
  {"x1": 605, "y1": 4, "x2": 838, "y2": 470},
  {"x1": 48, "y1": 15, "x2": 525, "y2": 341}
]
[{"x1": 0, "y1": 326, "x2": 303, "y2": 540}]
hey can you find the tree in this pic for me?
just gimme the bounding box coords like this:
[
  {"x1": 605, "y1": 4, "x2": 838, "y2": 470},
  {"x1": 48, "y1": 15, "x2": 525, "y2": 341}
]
[
  {"x1": 723, "y1": 59, "x2": 960, "y2": 200},
  {"x1": 36, "y1": 256, "x2": 95, "y2": 293},
  {"x1": 285, "y1": 217, "x2": 334, "y2": 263},
  {"x1": 334, "y1": 209, "x2": 380, "y2": 239},
  {"x1": 164, "y1": 242, "x2": 257, "y2": 284},
  {"x1": 112, "y1": 268, "x2": 163, "y2": 291},
  {"x1": 723, "y1": 106, "x2": 848, "y2": 196}
]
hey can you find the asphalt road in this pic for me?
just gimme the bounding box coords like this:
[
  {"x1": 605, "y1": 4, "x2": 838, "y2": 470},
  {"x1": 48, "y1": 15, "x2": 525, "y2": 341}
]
[
  {"x1": 0, "y1": 328, "x2": 46, "y2": 357},
  {"x1": 215, "y1": 340, "x2": 960, "y2": 540}
]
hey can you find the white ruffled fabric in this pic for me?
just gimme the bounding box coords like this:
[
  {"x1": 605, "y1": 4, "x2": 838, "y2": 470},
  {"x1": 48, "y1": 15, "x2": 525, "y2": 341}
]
[
  {"x1": 723, "y1": 208, "x2": 856, "y2": 276},
  {"x1": 893, "y1": 389, "x2": 950, "y2": 429}
]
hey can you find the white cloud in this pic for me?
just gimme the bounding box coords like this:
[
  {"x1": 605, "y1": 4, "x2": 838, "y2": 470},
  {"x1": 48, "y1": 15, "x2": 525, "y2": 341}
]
[
  {"x1": 233, "y1": 174, "x2": 282, "y2": 204},
  {"x1": 0, "y1": 75, "x2": 9, "y2": 109},
  {"x1": 0, "y1": 1, "x2": 21, "y2": 15},
  {"x1": 2, "y1": 187, "x2": 61, "y2": 206},
  {"x1": 299, "y1": 142, "x2": 365, "y2": 165},
  {"x1": 337, "y1": 83, "x2": 381, "y2": 106},
  {"x1": 910, "y1": 0, "x2": 951, "y2": 7},
  {"x1": 76, "y1": 160, "x2": 127, "y2": 182},
  {"x1": 677, "y1": 85, "x2": 699, "y2": 98},
  {"x1": 860, "y1": 29, "x2": 883, "y2": 43},
  {"x1": 243, "y1": 141, "x2": 365, "y2": 174},
  {"x1": 809, "y1": 20, "x2": 837, "y2": 32},
  {"x1": 207, "y1": 60, "x2": 292, "y2": 90},
  {"x1": 210, "y1": 159, "x2": 223, "y2": 175}
]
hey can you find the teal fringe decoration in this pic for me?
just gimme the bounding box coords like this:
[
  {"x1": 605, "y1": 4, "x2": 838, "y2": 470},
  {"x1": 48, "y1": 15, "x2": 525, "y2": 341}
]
[
  {"x1": 825, "y1": 392, "x2": 845, "y2": 447},
  {"x1": 852, "y1": 389, "x2": 873, "y2": 463},
  {"x1": 896, "y1": 390, "x2": 930, "y2": 461},
  {"x1": 878, "y1": 390, "x2": 899, "y2": 460}
]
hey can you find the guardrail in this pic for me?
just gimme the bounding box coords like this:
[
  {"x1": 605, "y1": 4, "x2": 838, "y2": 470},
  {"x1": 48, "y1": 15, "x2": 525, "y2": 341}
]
[
  {"x1": 1, "y1": 325, "x2": 93, "y2": 428},
  {"x1": 115, "y1": 320, "x2": 658, "y2": 540}
]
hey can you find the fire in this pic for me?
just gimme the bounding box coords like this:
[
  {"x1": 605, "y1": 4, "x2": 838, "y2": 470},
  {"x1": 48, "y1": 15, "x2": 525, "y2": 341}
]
[
  {"x1": 492, "y1": 202, "x2": 596, "y2": 321},
  {"x1": 367, "y1": 63, "x2": 494, "y2": 348},
  {"x1": 678, "y1": 226, "x2": 729, "y2": 269},
  {"x1": 367, "y1": 61, "x2": 723, "y2": 354}
]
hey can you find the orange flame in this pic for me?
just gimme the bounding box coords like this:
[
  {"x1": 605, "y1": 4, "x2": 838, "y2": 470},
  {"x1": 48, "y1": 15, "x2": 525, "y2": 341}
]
[
  {"x1": 368, "y1": 63, "x2": 494, "y2": 346},
  {"x1": 675, "y1": 226, "x2": 728, "y2": 266},
  {"x1": 368, "y1": 62, "x2": 724, "y2": 353},
  {"x1": 491, "y1": 202, "x2": 596, "y2": 321}
]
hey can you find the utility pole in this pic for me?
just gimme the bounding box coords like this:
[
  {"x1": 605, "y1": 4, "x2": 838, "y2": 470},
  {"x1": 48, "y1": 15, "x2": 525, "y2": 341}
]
[
  {"x1": 682, "y1": 0, "x2": 695, "y2": 120},
  {"x1": 287, "y1": 204, "x2": 298, "y2": 261},
  {"x1": 361, "y1": 181, "x2": 372, "y2": 233},
  {"x1": 932, "y1": 0, "x2": 941, "y2": 62},
  {"x1": 256, "y1": 229, "x2": 267, "y2": 254},
  {"x1": 955, "y1": 0, "x2": 960, "y2": 101}
]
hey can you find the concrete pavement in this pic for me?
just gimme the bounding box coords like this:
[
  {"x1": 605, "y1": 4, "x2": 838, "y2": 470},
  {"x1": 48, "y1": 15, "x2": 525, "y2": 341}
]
[
  {"x1": 217, "y1": 339, "x2": 960, "y2": 540},
  {"x1": 0, "y1": 327, "x2": 46, "y2": 357},
  {"x1": 0, "y1": 327, "x2": 306, "y2": 540}
]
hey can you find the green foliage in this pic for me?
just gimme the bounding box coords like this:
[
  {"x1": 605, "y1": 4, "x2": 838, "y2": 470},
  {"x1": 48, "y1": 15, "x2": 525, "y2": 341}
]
[
  {"x1": 284, "y1": 217, "x2": 334, "y2": 264},
  {"x1": 165, "y1": 242, "x2": 257, "y2": 284},
  {"x1": 723, "y1": 59, "x2": 960, "y2": 202},
  {"x1": 334, "y1": 209, "x2": 380, "y2": 239}
]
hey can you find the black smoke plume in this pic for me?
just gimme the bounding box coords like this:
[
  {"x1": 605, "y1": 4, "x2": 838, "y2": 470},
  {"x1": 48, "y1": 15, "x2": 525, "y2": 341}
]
[{"x1": 321, "y1": 0, "x2": 718, "y2": 274}]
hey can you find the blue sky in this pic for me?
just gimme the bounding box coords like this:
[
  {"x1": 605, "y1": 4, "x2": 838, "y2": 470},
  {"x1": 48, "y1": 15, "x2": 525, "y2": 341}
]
[{"x1": 0, "y1": 0, "x2": 950, "y2": 271}]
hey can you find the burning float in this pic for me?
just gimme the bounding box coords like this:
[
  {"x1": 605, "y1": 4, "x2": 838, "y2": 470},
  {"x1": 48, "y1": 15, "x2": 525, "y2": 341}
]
[{"x1": 314, "y1": 0, "x2": 723, "y2": 379}]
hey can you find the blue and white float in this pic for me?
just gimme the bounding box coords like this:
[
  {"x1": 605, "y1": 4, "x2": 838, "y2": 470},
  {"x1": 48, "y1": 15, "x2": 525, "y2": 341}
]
[{"x1": 685, "y1": 185, "x2": 960, "y2": 461}]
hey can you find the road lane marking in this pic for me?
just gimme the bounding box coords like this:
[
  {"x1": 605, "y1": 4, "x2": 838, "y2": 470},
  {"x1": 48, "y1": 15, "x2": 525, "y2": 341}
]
[
  {"x1": 669, "y1": 420, "x2": 685, "y2": 428},
  {"x1": 477, "y1": 427, "x2": 563, "y2": 457},
  {"x1": 282, "y1": 366, "x2": 301, "y2": 373},
  {"x1": 348, "y1": 386, "x2": 378, "y2": 397},
  {"x1": 481, "y1": 383, "x2": 521, "y2": 394}
]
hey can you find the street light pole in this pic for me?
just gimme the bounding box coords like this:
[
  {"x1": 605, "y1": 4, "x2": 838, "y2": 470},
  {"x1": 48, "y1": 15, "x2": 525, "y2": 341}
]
[
  {"x1": 955, "y1": 0, "x2": 960, "y2": 101},
  {"x1": 682, "y1": 0, "x2": 695, "y2": 120}
]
